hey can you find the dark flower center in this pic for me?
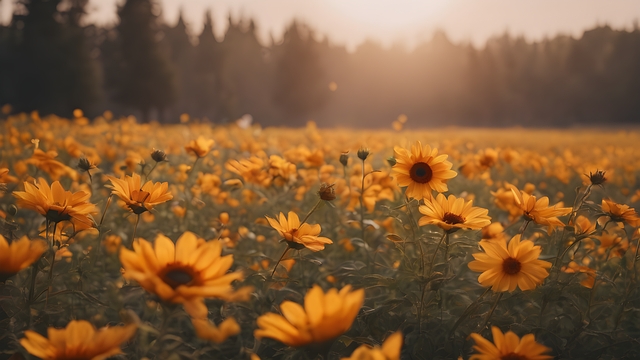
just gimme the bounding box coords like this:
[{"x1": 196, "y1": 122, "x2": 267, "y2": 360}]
[
  {"x1": 442, "y1": 212, "x2": 465, "y2": 225},
  {"x1": 162, "y1": 268, "x2": 195, "y2": 289},
  {"x1": 501, "y1": 353, "x2": 528, "y2": 360},
  {"x1": 46, "y1": 209, "x2": 71, "y2": 223},
  {"x1": 409, "y1": 162, "x2": 433, "y2": 184},
  {"x1": 502, "y1": 257, "x2": 522, "y2": 275}
]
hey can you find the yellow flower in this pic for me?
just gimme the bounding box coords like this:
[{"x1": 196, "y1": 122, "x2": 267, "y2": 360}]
[
  {"x1": 106, "y1": 173, "x2": 172, "y2": 214},
  {"x1": 0, "y1": 235, "x2": 47, "y2": 282},
  {"x1": 509, "y1": 185, "x2": 572, "y2": 234},
  {"x1": 481, "y1": 223, "x2": 507, "y2": 243},
  {"x1": 561, "y1": 261, "x2": 596, "y2": 288},
  {"x1": 266, "y1": 211, "x2": 333, "y2": 251},
  {"x1": 20, "y1": 320, "x2": 137, "y2": 360},
  {"x1": 225, "y1": 156, "x2": 272, "y2": 187},
  {"x1": 600, "y1": 199, "x2": 640, "y2": 227},
  {"x1": 191, "y1": 317, "x2": 240, "y2": 343},
  {"x1": 102, "y1": 234, "x2": 122, "y2": 254},
  {"x1": 13, "y1": 178, "x2": 97, "y2": 230},
  {"x1": 185, "y1": 136, "x2": 215, "y2": 158},
  {"x1": 468, "y1": 235, "x2": 551, "y2": 292},
  {"x1": 119, "y1": 232, "x2": 252, "y2": 318},
  {"x1": 391, "y1": 141, "x2": 457, "y2": 201},
  {"x1": 418, "y1": 193, "x2": 491, "y2": 231},
  {"x1": 341, "y1": 331, "x2": 403, "y2": 360},
  {"x1": 469, "y1": 326, "x2": 552, "y2": 360},
  {"x1": 254, "y1": 285, "x2": 364, "y2": 347}
]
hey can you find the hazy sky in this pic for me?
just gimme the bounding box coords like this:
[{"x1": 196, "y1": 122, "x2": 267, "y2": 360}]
[{"x1": 1, "y1": 0, "x2": 639, "y2": 50}]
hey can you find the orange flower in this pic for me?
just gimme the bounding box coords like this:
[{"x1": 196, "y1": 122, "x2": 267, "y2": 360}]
[
  {"x1": 26, "y1": 149, "x2": 77, "y2": 180},
  {"x1": 225, "y1": 156, "x2": 272, "y2": 187},
  {"x1": 468, "y1": 235, "x2": 551, "y2": 292},
  {"x1": 481, "y1": 223, "x2": 507, "y2": 243},
  {"x1": 119, "y1": 232, "x2": 252, "y2": 318},
  {"x1": 185, "y1": 136, "x2": 215, "y2": 158},
  {"x1": 191, "y1": 317, "x2": 241, "y2": 344},
  {"x1": 391, "y1": 141, "x2": 457, "y2": 201},
  {"x1": 106, "y1": 173, "x2": 172, "y2": 214},
  {"x1": 102, "y1": 234, "x2": 122, "y2": 254},
  {"x1": 600, "y1": 199, "x2": 640, "y2": 227},
  {"x1": 418, "y1": 193, "x2": 491, "y2": 231},
  {"x1": 266, "y1": 211, "x2": 333, "y2": 251},
  {"x1": 469, "y1": 326, "x2": 552, "y2": 360},
  {"x1": 509, "y1": 185, "x2": 572, "y2": 234},
  {"x1": 0, "y1": 235, "x2": 47, "y2": 282},
  {"x1": 13, "y1": 178, "x2": 97, "y2": 230},
  {"x1": 0, "y1": 167, "x2": 18, "y2": 184},
  {"x1": 341, "y1": 331, "x2": 403, "y2": 360},
  {"x1": 20, "y1": 320, "x2": 137, "y2": 360},
  {"x1": 561, "y1": 261, "x2": 596, "y2": 288},
  {"x1": 254, "y1": 285, "x2": 364, "y2": 347}
]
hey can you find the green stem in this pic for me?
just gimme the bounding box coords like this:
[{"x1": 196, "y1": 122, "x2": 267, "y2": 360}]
[
  {"x1": 270, "y1": 246, "x2": 291, "y2": 278},
  {"x1": 130, "y1": 214, "x2": 140, "y2": 248},
  {"x1": 479, "y1": 292, "x2": 503, "y2": 331},
  {"x1": 300, "y1": 199, "x2": 322, "y2": 226},
  {"x1": 404, "y1": 194, "x2": 424, "y2": 274},
  {"x1": 427, "y1": 231, "x2": 448, "y2": 276},
  {"x1": 359, "y1": 159, "x2": 366, "y2": 242},
  {"x1": 46, "y1": 221, "x2": 58, "y2": 308}
]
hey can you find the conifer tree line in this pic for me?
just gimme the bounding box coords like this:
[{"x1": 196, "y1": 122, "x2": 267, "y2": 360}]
[{"x1": 0, "y1": 0, "x2": 639, "y2": 126}]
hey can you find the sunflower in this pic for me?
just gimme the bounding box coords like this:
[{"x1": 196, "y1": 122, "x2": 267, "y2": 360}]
[
  {"x1": 266, "y1": 211, "x2": 333, "y2": 251},
  {"x1": 13, "y1": 178, "x2": 97, "y2": 230},
  {"x1": 119, "y1": 232, "x2": 253, "y2": 318},
  {"x1": 341, "y1": 331, "x2": 403, "y2": 360},
  {"x1": 254, "y1": 284, "x2": 364, "y2": 347},
  {"x1": 469, "y1": 326, "x2": 552, "y2": 360},
  {"x1": 418, "y1": 193, "x2": 491, "y2": 231},
  {"x1": 185, "y1": 136, "x2": 215, "y2": 158},
  {"x1": 468, "y1": 235, "x2": 551, "y2": 292},
  {"x1": 391, "y1": 141, "x2": 457, "y2": 201},
  {"x1": 20, "y1": 320, "x2": 137, "y2": 360},
  {"x1": 106, "y1": 173, "x2": 172, "y2": 214},
  {"x1": 509, "y1": 185, "x2": 571, "y2": 234},
  {"x1": 0, "y1": 235, "x2": 47, "y2": 283},
  {"x1": 600, "y1": 199, "x2": 640, "y2": 227}
]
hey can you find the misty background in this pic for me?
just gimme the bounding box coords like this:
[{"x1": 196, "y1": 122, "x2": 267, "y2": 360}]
[{"x1": 0, "y1": 0, "x2": 639, "y2": 127}]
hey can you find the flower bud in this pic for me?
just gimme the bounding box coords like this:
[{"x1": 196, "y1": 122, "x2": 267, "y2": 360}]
[
  {"x1": 357, "y1": 147, "x2": 370, "y2": 161},
  {"x1": 339, "y1": 152, "x2": 349, "y2": 167},
  {"x1": 151, "y1": 149, "x2": 168, "y2": 163}
]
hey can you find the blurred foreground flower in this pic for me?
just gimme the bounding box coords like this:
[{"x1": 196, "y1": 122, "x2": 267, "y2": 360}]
[
  {"x1": 266, "y1": 211, "x2": 332, "y2": 251},
  {"x1": 0, "y1": 235, "x2": 47, "y2": 283},
  {"x1": 391, "y1": 141, "x2": 457, "y2": 201},
  {"x1": 341, "y1": 331, "x2": 403, "y2": 360},
  {"x1": 509, "y1": 185, "x2": 571, "y2": 234},
  {"x1": 192, "y1": 317, "x2": 241, "y2": 343},
  {"x1": 107, "y1": 173, "x2": 172, "y2": 214},
  {"x1": 119, "y1": 232, "x2": 252, "y2": 318},
  {"x1": 469, "y1": 326, "x2": 552, "y2": 360},
  {"x1": 418, "y1": 193, "x2": 491, "y2": 231},
  {"x1": 468, "y1": 235, "x2": 551, "y2": 292},
  {"x1": 254, "y1": 285, "x2": 364, "y2": 347},
  {"x1": 20, "y1": 320, "x2": 137, "y2": 360},
  {"x1": 14, "y1": 178, "x2": 97, "y2": 230}
]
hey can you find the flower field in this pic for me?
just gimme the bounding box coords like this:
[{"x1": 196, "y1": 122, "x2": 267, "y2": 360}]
[{"x1": 1, "y1": 110, "x2": 640, "y2": 360}]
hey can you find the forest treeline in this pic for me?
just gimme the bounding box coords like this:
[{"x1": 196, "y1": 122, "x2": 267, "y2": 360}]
[{"x1": 0, "y1": 0, "x2": 639, "y2": 127}]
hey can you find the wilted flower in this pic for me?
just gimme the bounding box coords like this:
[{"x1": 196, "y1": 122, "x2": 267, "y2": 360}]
[
  {"x1": 468, "y1": 234, "x2": 551, "y2": 292},
  {"x1": 254, "y1": 284, "x2": 364, "y2": 347},
  {"x1": 587, "y1": 169, "x2": 607, "y2": 186},
  {"x1": 20, "y1": 320, "x2": 137, "y2": 360},
  {"x1": 469, "y1": 326, "x2": 552, "y2": 360},
  {"x1": 77, "y1": 157, "x2": 96, "y2": 173}
]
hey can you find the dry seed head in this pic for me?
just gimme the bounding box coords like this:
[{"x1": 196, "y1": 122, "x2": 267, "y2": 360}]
[
  {"x1": 587, "y1": 170, "x2": 606, "y2": 186},
  {"x1": 357, "y1": 147, "x2": 370, "y2": 161},
  {"x1": 151, "y1": 148, "x2": 168, "y2": 163},
  {"x1": 339, "y1": 152, "x2": 349, "y2": 167},
  {"x1": 77, "y1": 157, "x2": 95, "y2": 173},
  {"x1": 318, "y1": 183, "x2": 336, "y2": 201}
]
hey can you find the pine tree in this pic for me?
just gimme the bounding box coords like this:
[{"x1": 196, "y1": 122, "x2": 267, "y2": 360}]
[{"x1": 112, "y1": 0, "x2": 176, "y2": 122}]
